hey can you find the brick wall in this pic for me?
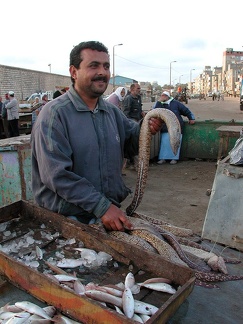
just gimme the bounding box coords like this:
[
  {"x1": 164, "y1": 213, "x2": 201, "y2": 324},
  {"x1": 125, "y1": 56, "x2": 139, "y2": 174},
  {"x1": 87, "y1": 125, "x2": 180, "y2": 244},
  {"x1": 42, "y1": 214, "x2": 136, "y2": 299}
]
[{"x1": 0, "y1": 64, "x2": 70, "y2": 100}]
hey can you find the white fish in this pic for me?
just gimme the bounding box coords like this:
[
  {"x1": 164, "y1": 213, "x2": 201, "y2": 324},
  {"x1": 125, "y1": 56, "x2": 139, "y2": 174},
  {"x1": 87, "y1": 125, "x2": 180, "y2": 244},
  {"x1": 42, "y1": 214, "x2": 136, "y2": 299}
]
[
  {"x1": 52, "y1": 313, "x2": 81, "y2": 323},
  {"x1": 42, "y1": 305, "x2": 56, "y2": 318},
  {"x1": 124, "y1": 272, "x2": 135, "y2": 289},
  {"x1": 73, "y1": 280, "x2": 86, "y2": 295},
  {"x1": 56, "y1": 258, "x2": 84, "y2": 268},
  {"x1": 134, "y1": 300, "x2": 159, "y2": 315},
  {"x1": 26, "y1": 314, "x2": 51, "y2": 323},
  {"x1": 122, "y1": 287, "x2": 134, "y2": 319},
  {"x1": 53, "y1": 274, "x2": 78, "y2": 282},
  {"x1": 0, "y1": 303, "x2": 23, "y2": 313},
  {"x1": 132, "y1": 313, "x2": 144, "y2": 323},
  {"x1": 139, "y1": 277, "x2": 172, "y2": 285},
  {"x1": 97, "y1": 286, "x2": 123, "y2": 297},
  {"x1": 15, "y1": 302, "x2": 52, "y2": 320},
  {"x1": 85, "y1": 290, "x2": 122, "y2": 308},
  {"x1": 140, "y1": 314, "x2": 151, "y2": 322},
  {"x1": 139, "y1": 282, "x2": 176, "y2": 294},
  {"x1": 5, "y1": 312, "x2": 30, "y2": 323}
]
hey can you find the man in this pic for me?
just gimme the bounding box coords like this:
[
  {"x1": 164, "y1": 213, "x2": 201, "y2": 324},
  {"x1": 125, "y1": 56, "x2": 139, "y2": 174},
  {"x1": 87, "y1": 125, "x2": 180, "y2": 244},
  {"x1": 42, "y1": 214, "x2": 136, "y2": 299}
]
[
  {"x1": 31, "y1": 94, "x2": 49, "y2": 126},
  {"x1": 154, "y1": 91, "x2": 195, "y2": 165},
  {"x1": 31, "y1": 41, "x2": 162, "y2": 232},
  {"x1": 5, "y1": 91, "x2": 19, "y2": 137},
  {"x1": 123, "y1": 83, "x2": 145, "y2": 170},
  {"x1": 123, "y1": 83, "x2": 145, "y2": 121},
  {"x1": 1, "y1": 93, "x2": 9, "y2": 138}
]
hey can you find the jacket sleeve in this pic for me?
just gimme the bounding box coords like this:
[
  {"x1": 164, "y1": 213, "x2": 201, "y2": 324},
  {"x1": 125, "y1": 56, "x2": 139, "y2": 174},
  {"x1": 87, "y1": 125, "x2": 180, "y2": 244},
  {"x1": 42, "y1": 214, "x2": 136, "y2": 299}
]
[{"x1": 178, "y1": 102, "x2": 195, "y2": 120}]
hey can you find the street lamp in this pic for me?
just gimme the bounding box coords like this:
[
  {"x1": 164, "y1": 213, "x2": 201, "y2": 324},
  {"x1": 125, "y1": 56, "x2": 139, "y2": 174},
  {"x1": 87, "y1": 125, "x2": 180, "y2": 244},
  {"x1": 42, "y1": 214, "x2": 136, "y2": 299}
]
[
  {"x1": 48, "y1": 64, "x2": 51, "y2": 73},
  {"x1": 112, "y1": 43, "x2": 123, "y2": 91},
  {"x1": 179, "y1": 75, "x2": 183, "y2": 84},
  {"x1": 190, "y1": 69, "x2": 195, "y2": 93},
  {"x1": 170, "y1": 61, "x2": 177, "y2": 86}
]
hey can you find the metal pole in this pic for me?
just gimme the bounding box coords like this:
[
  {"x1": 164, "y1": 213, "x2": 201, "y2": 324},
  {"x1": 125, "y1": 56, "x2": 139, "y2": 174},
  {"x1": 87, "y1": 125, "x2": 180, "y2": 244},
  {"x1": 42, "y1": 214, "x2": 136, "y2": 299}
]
[
  {"x1": 112, "y1": 44, "x2": 123, "y2": 91},
  {"x1": 48, "y1": 64, "x2": 51, "y2": 73},
  {"x1": 170, "y1": 61, "x2": 176, "y2": 86},
  {"x1": 190, "y1": 69, "x2": 195, "y2": 93}
]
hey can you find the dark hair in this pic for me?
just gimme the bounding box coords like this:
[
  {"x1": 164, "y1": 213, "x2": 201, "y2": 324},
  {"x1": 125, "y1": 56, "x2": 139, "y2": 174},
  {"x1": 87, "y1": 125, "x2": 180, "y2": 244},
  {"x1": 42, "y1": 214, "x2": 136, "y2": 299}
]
[
  {"x1": 69, "y1": 41, "x2": 109, "y2": 84},
  {"x1": 70, "y1": 41, "x2": 109, "y2": 67}
]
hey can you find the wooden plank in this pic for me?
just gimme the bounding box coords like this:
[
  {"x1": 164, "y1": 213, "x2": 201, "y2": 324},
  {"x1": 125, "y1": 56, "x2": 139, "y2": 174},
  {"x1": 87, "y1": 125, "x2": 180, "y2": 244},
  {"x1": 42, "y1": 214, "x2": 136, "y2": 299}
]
[{"x1": 0, "y1": 200, "x2": 195, "y2": 323}]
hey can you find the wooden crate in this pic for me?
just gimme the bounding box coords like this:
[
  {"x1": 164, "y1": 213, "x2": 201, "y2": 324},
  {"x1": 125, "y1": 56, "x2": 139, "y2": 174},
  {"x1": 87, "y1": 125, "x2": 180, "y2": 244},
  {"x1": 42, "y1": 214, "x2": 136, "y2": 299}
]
[{"x1": 0, "y1": 200, "x2": 195, "y2": 323}]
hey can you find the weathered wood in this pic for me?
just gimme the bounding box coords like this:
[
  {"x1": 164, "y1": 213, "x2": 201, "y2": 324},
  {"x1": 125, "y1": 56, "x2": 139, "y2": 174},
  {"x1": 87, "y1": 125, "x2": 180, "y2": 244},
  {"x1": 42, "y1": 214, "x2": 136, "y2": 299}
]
[{"x1": 0, "y1": 200, "x2": 195, "y2": 323}]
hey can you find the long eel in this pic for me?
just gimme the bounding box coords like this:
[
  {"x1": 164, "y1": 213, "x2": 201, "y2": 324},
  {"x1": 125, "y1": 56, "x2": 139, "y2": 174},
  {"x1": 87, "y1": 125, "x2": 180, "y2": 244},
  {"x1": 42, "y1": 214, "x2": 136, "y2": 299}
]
[{"x1": 126, "y1": 108, "x2": 181, "y2": 216}]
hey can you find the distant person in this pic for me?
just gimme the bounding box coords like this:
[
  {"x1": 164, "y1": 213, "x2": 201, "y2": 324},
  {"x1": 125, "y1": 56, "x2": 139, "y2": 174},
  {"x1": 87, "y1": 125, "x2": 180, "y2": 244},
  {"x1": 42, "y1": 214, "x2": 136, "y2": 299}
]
[
  {"x1": 123, "y1": 83, "x2": 145, "y2": 121},
  {"x1": 5, "y1": 91, "x2": 19, "y2": 137},
  {"x1": 0, "y1": 96, "x2": 3, "y2": 138},
  {"x1": 31, "y1": 94, "x2": 48, "y2": 126},
  {"x1": 154, "y1": 91, "x2": 195, "y2": 165},
  {"x1": 1, "y1": 93, "x2": 10, "y2": 138},
  {"x1": 53, "y1": 88, "x2": 66, "y2": 99},
  {"x1": 123, "y1": 83, "x2": 146, "y2": 171},
  {"x1": 104, "y1": 87, "x2": 127, "y2": 110}
]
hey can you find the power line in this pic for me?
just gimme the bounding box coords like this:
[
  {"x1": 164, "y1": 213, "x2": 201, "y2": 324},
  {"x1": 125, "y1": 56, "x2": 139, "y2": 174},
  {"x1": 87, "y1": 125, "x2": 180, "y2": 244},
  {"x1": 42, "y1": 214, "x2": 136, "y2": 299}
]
[{"x1": 116, "y1": 54, "x2": 168, "y2": 70}]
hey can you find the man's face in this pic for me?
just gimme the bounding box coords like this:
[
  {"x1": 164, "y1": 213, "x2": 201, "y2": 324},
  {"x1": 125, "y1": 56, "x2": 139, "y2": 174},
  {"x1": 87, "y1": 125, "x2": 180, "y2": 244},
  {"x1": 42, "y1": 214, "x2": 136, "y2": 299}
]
[
  {"x1": 161, "y1": 94, "x2": 169, "y2": 102},
  {"x1": 70, "y1": 49, "x2": 110, "y2": 98}
]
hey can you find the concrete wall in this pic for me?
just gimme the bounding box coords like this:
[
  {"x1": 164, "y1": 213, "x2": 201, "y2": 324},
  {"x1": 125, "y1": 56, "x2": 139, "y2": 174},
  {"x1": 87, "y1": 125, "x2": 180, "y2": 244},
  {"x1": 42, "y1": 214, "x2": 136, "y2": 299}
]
[{"x1": 0, "y1": 64, "x2": 70, "y2": 100}]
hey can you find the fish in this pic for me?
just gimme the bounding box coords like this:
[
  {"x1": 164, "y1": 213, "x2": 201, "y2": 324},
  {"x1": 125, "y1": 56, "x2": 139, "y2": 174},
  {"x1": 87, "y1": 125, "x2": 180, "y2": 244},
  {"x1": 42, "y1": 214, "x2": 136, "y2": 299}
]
[
  {"x1": 53, "y1": 274, "x2": 78, "y2": 282},
  {"x1": 73, "y1": 280, "x2": 86, "y2": 295},
  {"x1": 85, "y1": 290, "x2": 123, "y2": 308},
  {"x1": 122, "y1": 287, "x2": 134, "y2": 318},
  {"x1": 15, "y1": 302, "x2": 52, "y2": 320},
  {"x1": 134, "y1": 300, "x2": 159, "y2": 315},
  {"x1": 56, "y1": 258, "x2": 84, "y2": 268},
  {"x1": 5, "y1": 312, "x2": 31, "y2": 324},
  {"x1": 138, "y1": 282, "x2": 176, "y2": 294},
  {"x1": 139, "y1": 277, "x2": 172, "y2": 285},
  {"x1": 124, "y1": 272, "x2": 135, "y2": 289},
  {"x1": 132, "y1": 313, "x2": 144, "y2": 323},
  {"x1": 52, "y1": 313, "x2": 81, "y2": 323}
]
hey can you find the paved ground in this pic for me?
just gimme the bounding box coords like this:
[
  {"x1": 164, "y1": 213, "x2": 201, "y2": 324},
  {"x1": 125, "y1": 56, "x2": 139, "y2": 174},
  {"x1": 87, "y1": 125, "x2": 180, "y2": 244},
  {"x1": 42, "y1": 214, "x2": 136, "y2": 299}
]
[
  {"x1": 122, "y1": 96, "x2": 243, "y2": 323},
  {"x1": 122, "y1": 96, "x2": 242, "y2": 236},
  {"x1": 123, "y1": 98, "x2": 243, "y2": 324}
]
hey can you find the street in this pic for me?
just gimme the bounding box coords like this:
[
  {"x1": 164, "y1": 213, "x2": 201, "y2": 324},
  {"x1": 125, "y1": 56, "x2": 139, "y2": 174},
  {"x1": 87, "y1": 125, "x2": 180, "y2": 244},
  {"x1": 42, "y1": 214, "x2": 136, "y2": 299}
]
[{"x1": 143, "y1": 96, "x2": 242, "y2": 122}]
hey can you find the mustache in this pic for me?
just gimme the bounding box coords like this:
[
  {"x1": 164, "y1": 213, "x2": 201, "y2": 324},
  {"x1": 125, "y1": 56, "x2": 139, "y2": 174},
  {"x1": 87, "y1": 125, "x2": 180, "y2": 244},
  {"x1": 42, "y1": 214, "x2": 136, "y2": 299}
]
[{"x1": 92, "y1": 76, "x2": 108, "y2": 82}]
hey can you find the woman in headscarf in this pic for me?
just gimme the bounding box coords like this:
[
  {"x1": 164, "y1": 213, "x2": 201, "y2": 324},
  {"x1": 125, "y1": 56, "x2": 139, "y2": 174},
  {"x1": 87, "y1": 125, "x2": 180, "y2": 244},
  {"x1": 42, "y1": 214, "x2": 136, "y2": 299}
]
[{"x1": 105, "y1": 87, "x2": 127, "y2": 110}]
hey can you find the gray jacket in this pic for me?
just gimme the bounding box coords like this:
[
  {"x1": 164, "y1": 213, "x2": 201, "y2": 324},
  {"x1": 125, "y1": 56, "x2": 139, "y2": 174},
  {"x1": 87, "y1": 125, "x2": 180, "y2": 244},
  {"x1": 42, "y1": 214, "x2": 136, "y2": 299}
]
[
  {"x1": 6, "y1": 98, "x2": 19, "y2": 120},
  {"x1": 31, "y1": 86, "x2": 140, "y2": 223}
]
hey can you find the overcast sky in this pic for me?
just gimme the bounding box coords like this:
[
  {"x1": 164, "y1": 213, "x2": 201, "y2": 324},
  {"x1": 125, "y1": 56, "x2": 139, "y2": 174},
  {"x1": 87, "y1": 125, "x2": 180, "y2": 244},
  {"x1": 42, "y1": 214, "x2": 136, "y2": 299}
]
[{"x1": 1, "y1": 0, "x2": 242, "y2": 86}]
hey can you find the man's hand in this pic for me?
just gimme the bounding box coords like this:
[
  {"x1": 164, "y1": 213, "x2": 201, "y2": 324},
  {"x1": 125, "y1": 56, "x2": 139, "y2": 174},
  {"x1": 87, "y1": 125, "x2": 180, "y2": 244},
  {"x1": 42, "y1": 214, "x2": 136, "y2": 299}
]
[
  {"x1": 188, "y1": 120, "x2": 195, "y2": 125},
  {"x1": 101, "y1": 204, "x2": 133, "y2": 231},
  {"x1": 148, "y1": 117, "x2": 164, "y2": 135}
]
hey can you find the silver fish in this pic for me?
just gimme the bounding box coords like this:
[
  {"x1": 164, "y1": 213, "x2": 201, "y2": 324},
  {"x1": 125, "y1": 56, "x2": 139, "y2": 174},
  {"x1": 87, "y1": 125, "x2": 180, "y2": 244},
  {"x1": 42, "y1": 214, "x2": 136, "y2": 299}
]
[
  {"x1": 124, "y1": 272, "x2": 135, "y2": 289},
  {"x1": 5, "y1": 312, "x2": 31, "y2": 324},
  {"x1": 15, "y1": 302, "x2": 52, "y2": 320},
  {"x1": 132, "y1": 313, "x2": 144, "y2": 323},
  {"x1": 122, "y1": 287, "x2": 134, "y2": 319},
  {"x1": 85, "y1": 290, "x2": 122, "y2": 308},
  {"x1": 56, "y1": 258, "x2": 84, "y2": 268},
  {"x1": 134, "y1": 300, "x2": 159, "y2": 315},
  {"x1": 139, "y1": 282, "x2": 176, "y2": 294},
  {"x1": 53, "y1": 274, "x2": 78, "y2": 282}
]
